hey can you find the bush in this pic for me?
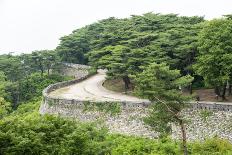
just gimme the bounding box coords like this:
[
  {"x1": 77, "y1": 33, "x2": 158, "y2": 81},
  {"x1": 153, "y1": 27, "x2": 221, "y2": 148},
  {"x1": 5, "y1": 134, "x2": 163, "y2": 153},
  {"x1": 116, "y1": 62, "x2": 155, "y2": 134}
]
[
  {"x1": 88, "y1": 67, "x2": 97, "y2": 76},
  {"x1": 1, "y1": 99, "x2": 232, "y2": 155},
  {"x1": 106, "y1": 135, "x2": 181, "y2": 155},
  {"x1": 0, "y1": 113, "x2": 110, "y2": 155},
  {"x1": 190, "y1": 138, "x2": 232, "y2": 155},
  {"x1": 18, "y1": 73, "x2": 70, "y2": 102}
]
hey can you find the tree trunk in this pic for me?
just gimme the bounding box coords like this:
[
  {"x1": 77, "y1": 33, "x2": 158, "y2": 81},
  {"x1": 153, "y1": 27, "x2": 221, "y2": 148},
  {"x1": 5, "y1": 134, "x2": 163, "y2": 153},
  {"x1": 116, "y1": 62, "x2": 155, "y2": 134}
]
[
  {"x1": 41, "y1": 69, "x2": 44, "y2": 76},
  {"x1": 221, "y1": 83, "x2": 227, "y2": 101},
  {"x1": 214, "y1": 86, "x2": 220, "y2": 100},
  {"x1": 13, "y1": 92, "x2": 19, "y2": 110},
  {"x1": 122, "y1": 76, "x2": 130, "y2": 93},
  {"x1": 189, "y1": 83, "x2": 192, "y2": 95},
  {"x1": 179, "y1": 120, "x2": 188, "y2": 155},
  {"x1": 39, "y1": 61, "x2": 44, "y2": 76},
  {"x1": 229, "y1": 85, "x2": 232, "y2": 96}
]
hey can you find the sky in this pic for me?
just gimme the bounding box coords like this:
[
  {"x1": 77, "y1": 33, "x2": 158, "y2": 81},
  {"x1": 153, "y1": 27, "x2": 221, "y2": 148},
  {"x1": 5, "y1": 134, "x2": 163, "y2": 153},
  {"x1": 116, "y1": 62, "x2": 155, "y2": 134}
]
[{"x1": 0, "y1": 0, "x2": 232, "y2": 55}]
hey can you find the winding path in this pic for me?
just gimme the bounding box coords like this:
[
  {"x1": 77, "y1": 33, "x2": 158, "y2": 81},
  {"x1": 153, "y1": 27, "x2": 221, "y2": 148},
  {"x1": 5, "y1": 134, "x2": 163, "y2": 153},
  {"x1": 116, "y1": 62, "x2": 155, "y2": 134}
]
[{"x1": 48, "y1": 70, "x2": 149, "y2": 103}]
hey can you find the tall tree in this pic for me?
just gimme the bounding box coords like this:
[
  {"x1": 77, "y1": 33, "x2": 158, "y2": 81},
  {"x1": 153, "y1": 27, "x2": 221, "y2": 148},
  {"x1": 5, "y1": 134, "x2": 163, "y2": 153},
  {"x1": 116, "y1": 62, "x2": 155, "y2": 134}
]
[
  {"x1": 88, "y1": 45, "x2": 132, "y2": 91},
  {"x1": 134, "y1": 63, "x2": 193, "y2": 155},
  {"x1": 194, "y1": 18, "x2": 232, "y2": 100},
  {"x1": 0, "y1": 55, "x2": 24, "y2": 81},
  {"x1": 21, "y1": 50, "x2": 58, "y2": 76},
  {"x1": 57, "y1": 29, "x2": 91, "y2": 64},
  {"x1": 41, "y1": 50, "x2": 58, "y2": 75}
]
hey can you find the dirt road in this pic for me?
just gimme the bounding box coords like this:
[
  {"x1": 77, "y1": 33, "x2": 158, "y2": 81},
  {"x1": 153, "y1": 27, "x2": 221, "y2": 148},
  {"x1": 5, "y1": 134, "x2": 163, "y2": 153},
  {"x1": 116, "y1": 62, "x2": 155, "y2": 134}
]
[{"x1": 48, "y1": 70, "x2": 149, "y2": 103}]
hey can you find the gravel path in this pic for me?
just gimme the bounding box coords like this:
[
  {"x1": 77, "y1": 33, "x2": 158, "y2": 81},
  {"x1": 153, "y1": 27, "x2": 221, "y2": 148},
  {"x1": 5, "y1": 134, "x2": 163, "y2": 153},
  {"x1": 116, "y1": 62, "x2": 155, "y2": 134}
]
[{"x1": 48, "y1": 70, "x2": 149, "y2": 103}]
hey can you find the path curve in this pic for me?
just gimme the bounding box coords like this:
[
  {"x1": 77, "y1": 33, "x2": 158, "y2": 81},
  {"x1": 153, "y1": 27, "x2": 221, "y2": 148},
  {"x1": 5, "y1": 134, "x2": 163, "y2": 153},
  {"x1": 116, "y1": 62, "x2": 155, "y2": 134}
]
[{"x1": 48, "y1": 70, "x2": 149, "y2": 103}]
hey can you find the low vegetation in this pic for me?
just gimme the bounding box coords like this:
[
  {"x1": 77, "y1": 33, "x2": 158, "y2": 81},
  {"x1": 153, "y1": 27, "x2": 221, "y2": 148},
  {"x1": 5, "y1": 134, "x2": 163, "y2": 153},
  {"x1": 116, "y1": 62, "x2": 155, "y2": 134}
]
[
  {"x1": 83, "y1": 101, "x2": 121, "y2": 116},
  {"x1": 0, "y1": 99, "x2": 232, "y2": 155},
  {"x1": 199, "y1": 110, "x2": 213, "y2": 122}
]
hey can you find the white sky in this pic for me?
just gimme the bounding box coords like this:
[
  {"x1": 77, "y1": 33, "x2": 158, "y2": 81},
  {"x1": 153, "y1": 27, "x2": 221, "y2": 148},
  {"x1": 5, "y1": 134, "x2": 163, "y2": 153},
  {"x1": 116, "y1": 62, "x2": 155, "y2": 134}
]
[{"x1": 0, "y1": 0, "x2": 232, "y2": 55}]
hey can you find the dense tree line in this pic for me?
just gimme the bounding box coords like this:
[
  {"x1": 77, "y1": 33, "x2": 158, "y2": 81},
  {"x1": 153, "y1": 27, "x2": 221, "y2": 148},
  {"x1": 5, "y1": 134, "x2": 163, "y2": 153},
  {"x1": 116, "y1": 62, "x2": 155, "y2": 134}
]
[
  {"x1": 57, "y1": 13, "x2": 232, "y2": 100},
  {"x1": 57, "y1": 13, "x2": 204, "y2": 88},
  {"x1": 57, "y1": 14, "x2": 204, "y2": 92},
  {"x1": 1, "y1": 13, "x2": 232, "y2": 154},
  {"x1": 0, "y1": 51, "x2": 69, "y2": 109},
  {"x1": 194, "y1": 17, "x2": 232, "y2": 100}
]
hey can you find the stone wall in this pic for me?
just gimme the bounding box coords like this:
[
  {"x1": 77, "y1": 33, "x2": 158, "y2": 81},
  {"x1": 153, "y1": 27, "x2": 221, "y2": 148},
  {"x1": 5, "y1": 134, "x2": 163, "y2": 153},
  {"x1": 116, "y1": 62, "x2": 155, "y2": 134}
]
[
  {"x1": 40, "y1": 99, "x2": 157, "y2": 138},
  {"x1": 40, "y1": 63, "x2": 155, "y2": 138},
  {"x1": 192, "y1": 102, "x2": 232, "y2": 112},
  {"x1": 40, "y1": 63, "x2": 232, "y2": 140},
  {"x1": 59, "y1": 63, "x2": 90, "y2": 78},
  {"x1": 41, "y1": 70, "x2": 154, "y2": 137},
  {"x1": 172, "y1": 109, "x2": 232, "y2": 142}
]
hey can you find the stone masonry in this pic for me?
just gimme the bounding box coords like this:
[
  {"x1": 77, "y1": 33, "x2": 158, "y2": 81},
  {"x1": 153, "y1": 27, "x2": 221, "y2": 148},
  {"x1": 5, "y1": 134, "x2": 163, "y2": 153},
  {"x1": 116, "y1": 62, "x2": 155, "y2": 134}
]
[{"x1": 40, "y1": 63, "x2": 232, "y2": 141}]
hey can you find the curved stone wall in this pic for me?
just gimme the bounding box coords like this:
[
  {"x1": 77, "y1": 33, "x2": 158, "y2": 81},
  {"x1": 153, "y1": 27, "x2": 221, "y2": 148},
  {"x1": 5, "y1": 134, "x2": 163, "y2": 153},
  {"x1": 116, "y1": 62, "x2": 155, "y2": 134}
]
[
  {"x1": 40, "y1": 63, "x2": 232, "y2": 140},
  {"x1": 40, "y1": 63, "x2": 97, "y2": 114},
  {"x1": 40, "y1": 64, "x2": 156, "y2": 138}
]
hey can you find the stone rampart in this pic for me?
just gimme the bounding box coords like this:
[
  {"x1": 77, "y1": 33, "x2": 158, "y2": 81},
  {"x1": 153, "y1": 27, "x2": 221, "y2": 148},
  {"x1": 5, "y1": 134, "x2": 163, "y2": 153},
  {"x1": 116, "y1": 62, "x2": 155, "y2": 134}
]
[
  {"x1": 40, "y1": 63, "x2": 232, "y2": 140},
  {"x1": 59, "y1": 63, "x2": 91, "y2": 78},
  {"x1": 192, "y1": 101, "x2": 232, "y2": 112}
]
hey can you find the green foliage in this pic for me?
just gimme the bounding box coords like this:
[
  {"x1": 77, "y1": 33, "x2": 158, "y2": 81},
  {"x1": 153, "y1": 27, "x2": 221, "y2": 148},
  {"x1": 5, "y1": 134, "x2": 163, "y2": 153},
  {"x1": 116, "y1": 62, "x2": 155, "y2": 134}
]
[
  {"x1": 0, "y1": 100, "x2": 111, "y2": 155},
  {"x1": 107, "y1": 135, "x2": 180, "y2": 155},
  {"x1": 189, "y1": 138, "x2": 232, "y2": 155},
  {"x1": 106, "y1": 135, "x2": 232, "y2": 155},
  {"x1": 144, "y1": 104, "x2": 173, "y2": 134},
  {"x1": 194, "y1": 18, "x2": 232, "y2": 99},
  {"x1": 0, "y1": 55, "x2": 25, "y2": 81},
  {"x1": 1, "y1": 13, "x2": 232, "y2": 155},
  {"x1": 88, "y1": 45, "x2": 133, "y2": 90},
  {"x1": 135, "y1": 63, "x2": 193, "y2": 102},
  {"x1": 20, "y1": 50, "x2": 59, "y2": 76},
  {"x1": 134, "y1": 63, "x2": 193, "y2": 133},
  {"x1": 87, "y1": 67, "x2": 97, "y2": 76},
  {"x1": 12, "y1": 97, "x2": 41, "y2": 115},
  {"x1": 0, "y1": 51, "x2": 67, "y2": 109},
  {"x1": 0, "y1": 65, "x2": 70, "y2": 109},
  {"x1": 199, "y1": 110, "x2": 213, "y2": 122},
  {"x1": 134, "y1": 63, "x2": 194, "y2": 154},
  {"x1": 58, "y1": 13, "x2": 204, "y2": 90},
  {"x1": 0, "y1": 99, "x2": 231, "y2": 155},
  {"x1": 83, "y1": 101, "x2": 121, "y2": 116},
  {"x1": 0, "y1": 71, "x2": 10, "y2": 98},
  {"x1": 57, "y1": 30, "x2": 90, "y2": 64},
  {"x1": 0, "y1": 97, "x2": 12, "y2": 119},
  {"x1": 18, "y1": 73, "x2": 68, "y2": 103}
]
